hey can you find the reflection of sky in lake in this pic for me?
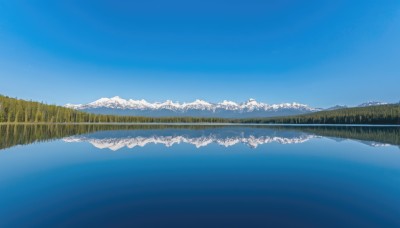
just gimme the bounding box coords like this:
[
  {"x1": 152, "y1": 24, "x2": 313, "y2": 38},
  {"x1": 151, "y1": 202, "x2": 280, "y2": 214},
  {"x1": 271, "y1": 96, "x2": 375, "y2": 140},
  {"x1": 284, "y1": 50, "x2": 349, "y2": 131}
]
[{"x1": 0, "y1": 127, "x2": 400, "y2": 227}]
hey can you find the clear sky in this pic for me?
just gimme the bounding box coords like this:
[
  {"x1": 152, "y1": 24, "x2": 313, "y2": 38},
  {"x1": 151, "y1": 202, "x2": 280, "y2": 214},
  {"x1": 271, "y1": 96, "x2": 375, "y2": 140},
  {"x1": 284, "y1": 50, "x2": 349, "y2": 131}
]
[{"x1": 0, "y1": 0, "x2": 399, "y2": 108}]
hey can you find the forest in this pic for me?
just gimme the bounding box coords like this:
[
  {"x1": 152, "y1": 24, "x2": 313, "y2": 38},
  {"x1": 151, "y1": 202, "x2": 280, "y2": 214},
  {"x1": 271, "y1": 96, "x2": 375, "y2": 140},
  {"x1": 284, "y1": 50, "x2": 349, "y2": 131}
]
[
  {"x1": 238, "y1": 105, "x2": 400, "y2": 125},
  {"x1": 1, "y1": 95, "x2": 399, "y2": 125},
  {"x1": 0, "y1": 95, "x2": 228, "y2": 123}
]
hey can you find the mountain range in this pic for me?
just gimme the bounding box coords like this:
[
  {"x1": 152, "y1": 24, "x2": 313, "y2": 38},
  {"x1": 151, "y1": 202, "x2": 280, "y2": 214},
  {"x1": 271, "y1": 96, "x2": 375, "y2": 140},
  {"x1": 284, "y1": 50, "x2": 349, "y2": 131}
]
[{"x1": 65, "y1": 96, "x2": 391, "y2": 118}]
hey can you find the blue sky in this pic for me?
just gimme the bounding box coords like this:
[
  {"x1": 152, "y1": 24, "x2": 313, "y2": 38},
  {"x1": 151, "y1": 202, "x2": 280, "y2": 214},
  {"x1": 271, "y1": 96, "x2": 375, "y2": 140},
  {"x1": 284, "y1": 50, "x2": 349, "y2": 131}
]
[{"x1": 0, "y1": 0, "x2": 399, "y2": 108}]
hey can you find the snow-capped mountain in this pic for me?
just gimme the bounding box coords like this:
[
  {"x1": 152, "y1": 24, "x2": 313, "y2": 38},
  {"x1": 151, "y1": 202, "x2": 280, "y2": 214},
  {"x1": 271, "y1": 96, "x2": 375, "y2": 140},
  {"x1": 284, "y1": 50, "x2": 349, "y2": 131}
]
[
  {"x1": 65, "y1": 96, "x2": 321, "y2": 118},
  {"x1": 358, "y1": 101, "x2": 388, "y2": 107},
  {"x1": 325, "y1": 101, "x2": 391, "y2": 111}
]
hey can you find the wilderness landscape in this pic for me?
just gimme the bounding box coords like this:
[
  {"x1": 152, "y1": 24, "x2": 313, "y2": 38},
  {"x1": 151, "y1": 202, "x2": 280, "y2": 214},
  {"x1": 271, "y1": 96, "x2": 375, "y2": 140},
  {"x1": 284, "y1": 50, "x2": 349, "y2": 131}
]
[{"x1": 1, "y1": 1, "x2": 400, "y2": 227}]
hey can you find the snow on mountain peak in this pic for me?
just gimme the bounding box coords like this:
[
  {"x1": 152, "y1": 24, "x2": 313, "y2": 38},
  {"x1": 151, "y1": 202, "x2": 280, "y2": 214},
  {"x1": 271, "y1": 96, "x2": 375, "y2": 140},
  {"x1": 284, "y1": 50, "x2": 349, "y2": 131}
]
[
  {"x1": 220, "y1": 100, "x2": 238, "y2": 105},
  {"x1": 190, "y1": 99, "x2": 212, "y2": 106},
  {"x1": 182, "y1": 99, "x2": 214, "y2": 111},
  {"x1": 215, "y1": 100, "x2": 239, "y2": 111},
  {"x1": 241, "y1": 98, "x2": 266, "y2": 111},
  {"x1": 358, "y1": 101, "x2": 388, "y2": 107},
  {"x1": 245, "y1": 98, "x2": 259, "y2": 104},
  {"x1": 65, "y1": 96, "x2": 317, "y2": 112}
]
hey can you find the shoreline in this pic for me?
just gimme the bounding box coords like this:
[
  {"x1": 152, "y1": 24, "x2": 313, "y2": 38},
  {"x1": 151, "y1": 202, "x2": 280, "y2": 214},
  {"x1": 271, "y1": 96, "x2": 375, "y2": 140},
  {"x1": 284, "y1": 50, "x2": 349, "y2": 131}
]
[{"x1": 1, "y1": 122, "x2": 399, "y2": 127}]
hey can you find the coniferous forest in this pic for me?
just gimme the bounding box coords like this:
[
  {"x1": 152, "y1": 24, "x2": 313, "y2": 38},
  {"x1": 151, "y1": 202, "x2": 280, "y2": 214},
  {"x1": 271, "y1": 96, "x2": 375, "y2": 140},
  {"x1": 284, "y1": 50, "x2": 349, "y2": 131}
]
[
  {"x1": 0, "y1": 95, "x2": 227, "y2": 123},
  {"x1": 1, "y1": 95, "x2": 399, "y2": 125},
  {"x1": 237, "y1": 105, "x2": 400, "y2": 125}
]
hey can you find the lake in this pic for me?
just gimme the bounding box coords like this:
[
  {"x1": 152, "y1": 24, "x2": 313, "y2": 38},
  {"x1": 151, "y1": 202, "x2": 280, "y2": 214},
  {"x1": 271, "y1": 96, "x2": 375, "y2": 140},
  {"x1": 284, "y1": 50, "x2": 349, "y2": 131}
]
[{"x1": 0, "y1": 124, "x2": 400, "y2": 227}]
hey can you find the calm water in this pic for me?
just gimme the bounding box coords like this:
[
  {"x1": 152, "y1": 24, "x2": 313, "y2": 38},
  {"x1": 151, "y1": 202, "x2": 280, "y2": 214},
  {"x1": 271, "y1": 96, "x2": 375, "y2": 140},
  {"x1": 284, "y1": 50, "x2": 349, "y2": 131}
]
[{"x1": 0, "y1": 124, "x2": 400, "y2": 227}]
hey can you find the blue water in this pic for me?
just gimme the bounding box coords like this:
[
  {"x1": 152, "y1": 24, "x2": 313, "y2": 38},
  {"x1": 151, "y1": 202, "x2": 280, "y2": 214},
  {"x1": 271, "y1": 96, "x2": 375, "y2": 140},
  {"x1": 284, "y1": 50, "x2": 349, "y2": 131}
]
[{"x1": 0, "y1": 126, "x2": 399, "y2": 227}]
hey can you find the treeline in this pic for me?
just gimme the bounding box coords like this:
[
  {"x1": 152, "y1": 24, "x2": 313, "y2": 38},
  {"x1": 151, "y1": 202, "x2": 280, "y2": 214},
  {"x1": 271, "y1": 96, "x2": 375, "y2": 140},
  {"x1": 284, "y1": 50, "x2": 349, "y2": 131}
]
[
  {"x1": 0, "y1": 95, "x2": 228, "y2": 123},
  {"x1": 288, "y1": 126, "x2": 400, "y2": 146},
  {"x1": 1, "y1": 95, "x2": 400, "y2": 124},
  {"x1": 237, "y1": 105, "x2": 400, "y2": 125}
]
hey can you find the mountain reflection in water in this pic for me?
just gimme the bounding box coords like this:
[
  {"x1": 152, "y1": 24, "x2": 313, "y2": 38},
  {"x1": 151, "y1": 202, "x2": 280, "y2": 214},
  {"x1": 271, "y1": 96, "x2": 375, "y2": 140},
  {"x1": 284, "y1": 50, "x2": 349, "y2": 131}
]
[
  {"x1": 1, "y1": 124, "x2": 399, "y2": 150},
  {"x1": 63, "y1": 131, "x2": 316, "y2": 150}
]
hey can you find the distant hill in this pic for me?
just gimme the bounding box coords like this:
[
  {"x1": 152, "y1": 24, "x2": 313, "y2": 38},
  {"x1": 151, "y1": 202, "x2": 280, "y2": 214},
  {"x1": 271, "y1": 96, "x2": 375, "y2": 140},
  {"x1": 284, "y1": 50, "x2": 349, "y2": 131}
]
[
  {"x1": 358, "y1": 101, "x2": 388, "y2": 107},
  {"x1": 325, "y1": 105, "x2": 348, "y2": 111},
  {"x1": 238, "y1": 105, "x2": 400, "y2": 125}
]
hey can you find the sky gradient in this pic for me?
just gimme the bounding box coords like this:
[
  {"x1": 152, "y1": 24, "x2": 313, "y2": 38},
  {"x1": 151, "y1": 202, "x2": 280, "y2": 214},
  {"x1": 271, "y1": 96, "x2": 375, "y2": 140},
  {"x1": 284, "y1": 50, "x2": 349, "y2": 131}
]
[{"x1": 0, "y1": 0, "x2": 399, "y2": 108}]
